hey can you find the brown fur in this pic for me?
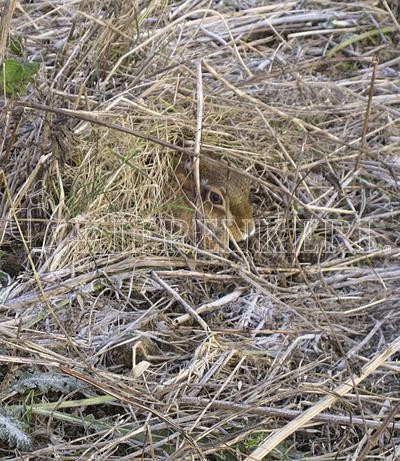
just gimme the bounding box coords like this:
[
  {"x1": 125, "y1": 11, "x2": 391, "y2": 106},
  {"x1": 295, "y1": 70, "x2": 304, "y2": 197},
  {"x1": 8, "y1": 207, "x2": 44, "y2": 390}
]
[{"x1": 170, "y1": 157, "x2": 255, "y2": 251}]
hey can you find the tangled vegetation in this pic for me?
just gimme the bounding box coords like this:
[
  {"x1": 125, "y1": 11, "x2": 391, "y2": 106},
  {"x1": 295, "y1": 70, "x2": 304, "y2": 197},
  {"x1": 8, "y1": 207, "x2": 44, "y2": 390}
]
[{"x1": 1, "y1": 1, "x2": 400, "y2": 459}]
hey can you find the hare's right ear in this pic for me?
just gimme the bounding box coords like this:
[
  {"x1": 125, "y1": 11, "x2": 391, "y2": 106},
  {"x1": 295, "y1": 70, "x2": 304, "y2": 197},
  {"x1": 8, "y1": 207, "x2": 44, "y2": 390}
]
[
  {"x1": 179, "y1": 158, "x2": 196, "y2": 192},
  {"x1": 182, "y1": 158, "x2": 193, "y2": 172},
  {"x1": 175, "y1": 170, "x2": 193, "y2": 195}
]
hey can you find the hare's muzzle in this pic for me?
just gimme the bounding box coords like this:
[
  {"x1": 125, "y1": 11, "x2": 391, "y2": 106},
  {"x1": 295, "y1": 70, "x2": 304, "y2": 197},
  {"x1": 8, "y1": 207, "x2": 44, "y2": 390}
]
[
  {"x1": 230, "y1": 217, "x2": 255, "y2": 242},
  {"x1": 239, "y1": 219, "x2": 256, "y2": 241}
]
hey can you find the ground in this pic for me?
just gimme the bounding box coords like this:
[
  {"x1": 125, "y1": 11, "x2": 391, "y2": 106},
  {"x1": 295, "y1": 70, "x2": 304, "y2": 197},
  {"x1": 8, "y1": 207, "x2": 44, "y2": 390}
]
[{"x1": 1, "y1": 1, "x2": 400, "y2": 459}]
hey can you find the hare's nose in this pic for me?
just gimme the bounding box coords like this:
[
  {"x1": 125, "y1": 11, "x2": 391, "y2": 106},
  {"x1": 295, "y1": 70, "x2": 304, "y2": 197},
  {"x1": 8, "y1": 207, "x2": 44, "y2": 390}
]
[{"x1": 239, "y1": 220, "x2": 255, "y2": 241}]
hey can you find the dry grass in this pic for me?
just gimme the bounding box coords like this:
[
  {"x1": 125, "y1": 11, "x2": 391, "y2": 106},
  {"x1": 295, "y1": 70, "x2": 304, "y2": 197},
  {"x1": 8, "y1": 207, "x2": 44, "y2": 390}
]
[{"x1": 1, "y1": 0, "x2": 400, "y2": 459}]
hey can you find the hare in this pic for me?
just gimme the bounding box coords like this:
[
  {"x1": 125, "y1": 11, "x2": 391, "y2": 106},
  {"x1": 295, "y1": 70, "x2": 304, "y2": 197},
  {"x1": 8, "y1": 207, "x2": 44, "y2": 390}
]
[{"x1": 169, "y1": 156, "x2": 255, "y2": 251}]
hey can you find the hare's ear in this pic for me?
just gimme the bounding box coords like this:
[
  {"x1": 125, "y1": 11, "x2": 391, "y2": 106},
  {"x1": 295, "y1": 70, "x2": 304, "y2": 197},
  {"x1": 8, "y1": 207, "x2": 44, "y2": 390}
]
[
  {"x1": 199, "y1": 179, "x2": 211, "y2": 201},
  {"x1": 182, "y1": 158, "x2": 193, "y2": 172},
  {"x1": 175, "y1": 171, "x2": 194, "y2": 196}
]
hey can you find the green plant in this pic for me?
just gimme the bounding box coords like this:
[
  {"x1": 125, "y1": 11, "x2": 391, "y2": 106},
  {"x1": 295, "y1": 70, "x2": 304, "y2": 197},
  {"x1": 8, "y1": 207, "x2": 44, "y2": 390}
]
[
  {"x1": 0, "y1": 60, "x2": 39, "y2": 96},
  {"x1": 0, "y1": 26, "x2": 39, "y2": 97}
]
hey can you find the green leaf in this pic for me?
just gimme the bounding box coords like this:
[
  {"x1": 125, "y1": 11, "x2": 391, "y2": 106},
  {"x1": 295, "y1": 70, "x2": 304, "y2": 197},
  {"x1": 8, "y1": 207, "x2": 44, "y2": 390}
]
[
  {"x1": 8, "y1": 35, "x2": 23, "y2": 56},
  {"x1": 0, "y1": 59, "x2": 39, "y2": 96}
]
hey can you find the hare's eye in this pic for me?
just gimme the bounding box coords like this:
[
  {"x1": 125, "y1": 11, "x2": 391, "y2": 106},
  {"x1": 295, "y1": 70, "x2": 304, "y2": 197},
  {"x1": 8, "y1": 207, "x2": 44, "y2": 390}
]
[{"x1": 209, "y1": 191, "x2": 223, "y2": 205}]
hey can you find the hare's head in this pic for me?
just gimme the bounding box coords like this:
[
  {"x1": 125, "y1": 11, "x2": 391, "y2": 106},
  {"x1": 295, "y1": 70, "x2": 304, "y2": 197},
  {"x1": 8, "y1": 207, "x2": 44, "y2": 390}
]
[{"x1": 173, "y1": 158, "x2": 255, "y2": 250}]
